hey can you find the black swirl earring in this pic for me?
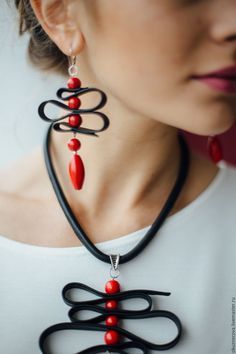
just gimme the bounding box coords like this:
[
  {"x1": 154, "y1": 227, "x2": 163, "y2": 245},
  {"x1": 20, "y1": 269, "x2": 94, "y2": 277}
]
[{"x1": 38, "y1": 46, "x2": 110, "y2": 190}]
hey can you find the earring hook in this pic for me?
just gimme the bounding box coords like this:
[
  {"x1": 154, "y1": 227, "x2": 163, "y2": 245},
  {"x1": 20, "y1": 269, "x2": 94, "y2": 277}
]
[{"x1": 68, "y1": 46, "x2": 78, "y2": 77}]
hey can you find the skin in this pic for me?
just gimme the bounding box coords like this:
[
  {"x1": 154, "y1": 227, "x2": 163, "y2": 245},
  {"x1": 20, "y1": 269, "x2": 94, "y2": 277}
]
[{"x1": 0, "y1": 0, "x2": 236, "y2": 246}]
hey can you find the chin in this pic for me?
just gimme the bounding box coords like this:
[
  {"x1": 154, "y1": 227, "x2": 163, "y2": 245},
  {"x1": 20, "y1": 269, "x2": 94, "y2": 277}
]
[
  {"x1": 206, "y1": 110, "x2": 235, "y2": 135},
  {"x1": 181, "y1": 105, "x2": 236, "y2": 136}
]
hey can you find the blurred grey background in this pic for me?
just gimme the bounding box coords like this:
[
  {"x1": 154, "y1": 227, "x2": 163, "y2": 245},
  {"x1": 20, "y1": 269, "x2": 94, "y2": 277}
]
[{"x1": 0, "y1": 1, "x2": 64, "y2": 168}]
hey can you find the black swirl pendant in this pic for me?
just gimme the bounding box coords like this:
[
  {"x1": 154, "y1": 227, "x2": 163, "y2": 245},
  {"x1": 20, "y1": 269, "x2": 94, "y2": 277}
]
[
  {"x1": 39, "y1": 255, "x2": 182, "y2": 353},
  {"x1": 38, "y1": 76, "x2": 110, "y2": 190}
]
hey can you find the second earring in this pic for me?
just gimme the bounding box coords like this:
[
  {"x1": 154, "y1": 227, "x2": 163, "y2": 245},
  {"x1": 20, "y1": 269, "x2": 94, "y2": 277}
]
[{"x1": 207, "y1": 135, "x2": 223, "y2": 164}]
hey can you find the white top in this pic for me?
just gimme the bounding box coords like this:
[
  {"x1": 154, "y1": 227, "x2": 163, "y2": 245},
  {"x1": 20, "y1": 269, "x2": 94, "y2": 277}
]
[{"x1": 0, "y1": 160, "x2": 235, "y2": 354}]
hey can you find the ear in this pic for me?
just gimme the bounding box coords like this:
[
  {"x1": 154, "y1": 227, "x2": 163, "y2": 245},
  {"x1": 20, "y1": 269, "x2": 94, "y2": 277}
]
[{"x1": 29, "y1": 0, "x2": 85, "y2": 56}]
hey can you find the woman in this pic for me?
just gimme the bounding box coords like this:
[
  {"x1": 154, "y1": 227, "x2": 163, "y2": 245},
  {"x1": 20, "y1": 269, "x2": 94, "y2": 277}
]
[{"x1": 0, "y1": 0, "x2": 236, "y2": 353}]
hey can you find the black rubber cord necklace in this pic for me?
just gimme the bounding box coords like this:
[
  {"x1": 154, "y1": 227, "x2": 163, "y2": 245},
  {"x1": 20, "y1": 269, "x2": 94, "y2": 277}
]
[{"x1": 39, "y1": 124, "x2": 190, "y2": 354}]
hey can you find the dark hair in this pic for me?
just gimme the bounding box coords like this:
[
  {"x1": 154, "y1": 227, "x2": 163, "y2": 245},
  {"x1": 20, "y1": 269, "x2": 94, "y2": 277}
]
[{"x1": 14, "y1": 0, "x2": 68, "y2": 77}]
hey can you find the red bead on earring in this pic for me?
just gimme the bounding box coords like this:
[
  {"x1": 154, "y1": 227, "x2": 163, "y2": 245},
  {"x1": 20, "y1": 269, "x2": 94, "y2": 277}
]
[
  {"x1": 207, "y1": 135, "x2": 223, "y2": 164},
  {"x1": 66, "y1": 75, "x2": 85, "y2": 190}
]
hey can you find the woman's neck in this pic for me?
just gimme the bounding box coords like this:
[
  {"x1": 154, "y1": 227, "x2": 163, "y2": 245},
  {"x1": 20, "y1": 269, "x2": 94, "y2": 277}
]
[{"x1": 49, "y1": 96, "x2": 182, "y2": 218}]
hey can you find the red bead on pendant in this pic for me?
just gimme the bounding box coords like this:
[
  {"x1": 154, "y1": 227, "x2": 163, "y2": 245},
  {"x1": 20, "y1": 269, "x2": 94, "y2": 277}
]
[
  {"x1": 105, "y1": 279, "x2": 120, "y2": 294},
  {"x1": 68, "y1": 153, "x2": 85, "y2": 190},
  {"x1": 207, "y1": 136, "x2": 223, "y2": 164},
  {"x1": 105, "y1": 315, "x2": 119, "y2": 327},
  {"x1": 104, "y1": 278, "x2": 120, "y2": 346},
  {"x1": 105, "y1": 300, "x2": 118, "y2": 309},
  {"x1": 104, "y1": 330, "x2": 120, "y2": 345}
]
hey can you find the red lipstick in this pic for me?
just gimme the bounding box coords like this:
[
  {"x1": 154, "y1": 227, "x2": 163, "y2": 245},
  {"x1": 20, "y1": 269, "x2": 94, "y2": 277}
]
[{"x1": 192, "y1": 65, "x2": 236, "y2": 94}]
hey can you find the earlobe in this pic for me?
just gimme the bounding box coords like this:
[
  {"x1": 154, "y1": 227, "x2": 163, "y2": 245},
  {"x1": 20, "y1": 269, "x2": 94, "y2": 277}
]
[{"x1": 29, "y1": 0, "x2": 84, "y2": 57}]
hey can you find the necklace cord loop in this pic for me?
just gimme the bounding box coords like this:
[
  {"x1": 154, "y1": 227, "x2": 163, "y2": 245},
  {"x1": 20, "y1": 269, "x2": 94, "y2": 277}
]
[{"x1": 43, "y1": 126, "x2": 190, "y2": 264}]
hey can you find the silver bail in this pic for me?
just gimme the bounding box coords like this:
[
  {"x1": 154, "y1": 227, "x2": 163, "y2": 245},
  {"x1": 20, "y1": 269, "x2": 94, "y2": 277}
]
[{"x1": 109, "y1": 254, "x2": 120, "y2": 279}]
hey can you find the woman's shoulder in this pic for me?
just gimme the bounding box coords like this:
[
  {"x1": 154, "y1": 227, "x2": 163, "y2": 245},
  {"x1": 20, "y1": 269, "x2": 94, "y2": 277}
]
[
  {"x1": 218, "y1": 160, "x2": 236, "y2": 189},
  {"x1": 0, "y1": 145, "x2": 50, "y2": 200},
  {"x1": 0, "y1": 146, "x2": 52, "y2": 234},
  {"x1": 0, "y1": 146, "x2": 61, "y2": 243},
  {"x1": 205, "y1": 160, "x2": 236, "y2": 204},
  {"x1": 207, "y1": 161, "x2": 236, "y2": 220}
]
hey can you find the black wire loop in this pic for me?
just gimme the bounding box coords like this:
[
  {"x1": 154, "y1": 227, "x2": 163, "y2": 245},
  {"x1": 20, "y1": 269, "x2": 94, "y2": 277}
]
[
  {"x1": 62, "y1": 282, "x2": 169, "y2": 307},
  {"x1": 43, "y1": 130, "x2": 190, "y2": 265},
  {"x1": 38, "y1": 86, "x2": 110, "y2": 137},
  {"x1": 39, "y1": 282, "x2": 182, "y2": 354}
]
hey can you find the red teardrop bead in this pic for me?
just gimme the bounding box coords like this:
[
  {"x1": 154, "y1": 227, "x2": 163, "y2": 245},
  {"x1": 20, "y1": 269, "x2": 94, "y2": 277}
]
[
  {"x1": 68, "y1": 154, "x2": 85, "y2": 190},
  {"x1": 105, "y1": 300, "x2": 118, "y2": 309},
  {"x1": 68, "y1": 97, "x2": 81, "y2": 109},
  {"x1": 105, "y1": 280, "x2": 120, "y2": 294},
  {"x1": 207, "y1": 136, "x2": 223, "y2": 163},
  {"x1": 67, "y1": 77, "x2": 81, "y2": 89},
  {"x1": 68, "y1": 114, "x2": 82, "y2": 127},
  {"x1": 104, "y1": 330, "x2": 120, "y2": 345},
  {"x1": 67, "y1": 138, "x2": 81, "y2": 151},
  {"x1": 105, "y1": 315, "x2": 118, "y2": 327}
]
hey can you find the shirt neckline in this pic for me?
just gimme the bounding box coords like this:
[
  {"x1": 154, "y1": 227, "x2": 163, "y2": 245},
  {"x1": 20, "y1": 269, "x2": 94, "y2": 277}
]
[{"x1": 0, "y1": 161, "x2": 229, "y2": 256}]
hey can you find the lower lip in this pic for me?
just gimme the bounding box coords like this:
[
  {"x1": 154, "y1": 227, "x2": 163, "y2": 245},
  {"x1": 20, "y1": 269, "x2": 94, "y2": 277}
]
[{"x1": 193, "y1": 77, "x2": 236, "y2": 94}]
